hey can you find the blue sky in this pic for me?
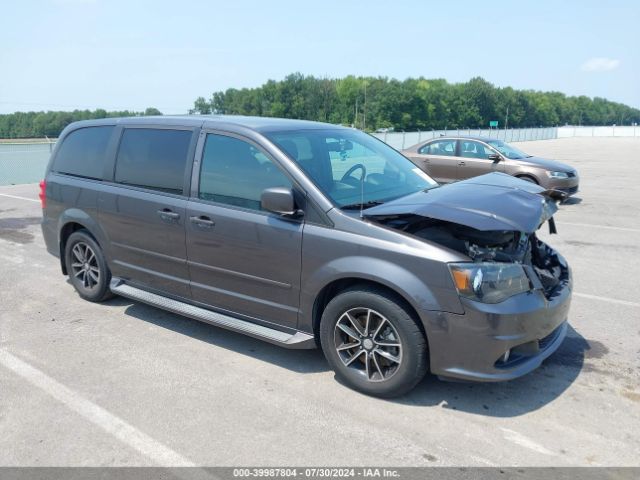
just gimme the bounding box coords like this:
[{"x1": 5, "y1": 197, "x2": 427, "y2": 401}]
[{"x1": 1, "y1": 0, "x2": 638, "y2": 114}]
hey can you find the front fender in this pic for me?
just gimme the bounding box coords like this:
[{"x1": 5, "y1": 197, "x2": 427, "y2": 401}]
[{"x1": 299, "y1": 255, "x2": 463, "y2": 335}]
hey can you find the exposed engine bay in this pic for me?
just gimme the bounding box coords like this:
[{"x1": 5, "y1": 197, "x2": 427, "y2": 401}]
[
  {"x1": 370, "y1": 214, "x2": 568, "y2": 298},
  {"x1": 359, "y1": 173, "x2": 572, "y2": 299}
]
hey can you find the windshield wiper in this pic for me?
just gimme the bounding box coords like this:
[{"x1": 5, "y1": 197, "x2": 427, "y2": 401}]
[{"x1": 340, "y1": 200, "x2": 385, "y2": 210}]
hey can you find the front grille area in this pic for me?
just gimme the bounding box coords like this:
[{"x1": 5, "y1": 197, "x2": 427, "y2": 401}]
[
  {"x1": 527, "y1": 238, "x2": 571, "y2": 300},
  {"x1": 559, "y1": 185, "x2": 578, "y2": 194}
]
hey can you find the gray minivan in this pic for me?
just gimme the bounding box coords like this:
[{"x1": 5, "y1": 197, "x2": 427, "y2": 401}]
[{"x1": 41, "y1": 116, "x2": 572, "y2": 397}]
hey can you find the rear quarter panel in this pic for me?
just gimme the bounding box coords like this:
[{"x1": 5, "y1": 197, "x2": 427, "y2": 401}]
[{"x1": 43, "y1": 174, "x2": 113, "y2": 264}]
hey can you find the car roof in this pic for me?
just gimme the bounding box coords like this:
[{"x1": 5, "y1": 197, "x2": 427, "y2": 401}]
[
  {"x1": 64, "y1": 115, "x2": 349, "y2": 134},
  {"x1": 402, "y1": 135, "x2": 505, "y2": 151},
  {"x1": 426, "y1": 135, "x2": 498, "y2": 142}
]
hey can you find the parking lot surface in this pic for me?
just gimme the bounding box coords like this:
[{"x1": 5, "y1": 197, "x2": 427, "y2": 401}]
[{"x1": 0, "y1": 137, "x2": 638, "y2": 466}]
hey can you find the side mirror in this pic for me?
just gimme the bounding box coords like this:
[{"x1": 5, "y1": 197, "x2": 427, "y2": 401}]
[
  {"x1": 488, "y1": 153, "x2": 501, "y2": 162},
  {"x1": 261, "y1": 187, "x2": 302, "y2": 217}
]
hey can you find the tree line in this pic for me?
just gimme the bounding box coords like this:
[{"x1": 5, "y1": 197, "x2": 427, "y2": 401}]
[
  {"x1": 0, "y1": 107, "x2": 162, "y2": 139},
  {"x1": 191, "y1": 74, "x2": 640, "y2": 131},
  {"x1": 2, "y1": 74, "x2": 639, "y2": 138}
]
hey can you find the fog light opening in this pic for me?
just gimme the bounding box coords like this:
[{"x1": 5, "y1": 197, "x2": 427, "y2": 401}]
[{"x1": 501, "y1": 349, "x2": 511, "y2": 364}]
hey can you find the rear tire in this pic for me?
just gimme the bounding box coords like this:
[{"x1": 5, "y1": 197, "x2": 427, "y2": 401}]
[
  {"x1": 64, "y1": 230, "x2": 114, "y2": 302},
  {"x1": 319, "y1": 286, "x2": 428, "y2": 398}
]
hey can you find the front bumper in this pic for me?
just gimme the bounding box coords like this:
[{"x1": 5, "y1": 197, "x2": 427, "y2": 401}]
[
  {"x1": 426, "y1": 252, "x2": 572, "y2": 382},
  {"x1": 546, "y1": 176, "x2": 579, "y2": 196}
]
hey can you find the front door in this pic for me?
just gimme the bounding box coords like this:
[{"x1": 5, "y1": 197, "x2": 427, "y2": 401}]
[
  {"x1": 457, "y1": 140, "x2": 505, "y2": 180},
  {"x1": 185, "y1": 132, "x2": 303, "y2": 329}
]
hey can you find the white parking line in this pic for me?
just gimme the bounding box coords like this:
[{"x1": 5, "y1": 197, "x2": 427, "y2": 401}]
[
  {"x1": 561, "y1": 222, "x2": 640, "y2": 233},
  {"x1": 0, "y1": 193, "x2": 40, "y2": 203},
  {"x1": 574, "y1": 292, "x2": 640, "y2": 308},
  {"x1": 500, "y1": 428, "x2": 557, "y2": 456},
  {"x1": 0, "y1": 349, "x2": 197, "y2": 467}
]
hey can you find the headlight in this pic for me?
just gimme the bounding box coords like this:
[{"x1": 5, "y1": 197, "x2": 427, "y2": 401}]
[
  {"x1": 548, "y1": 171, "x2": 569, "y2": 179},
  {"x1": 449, "y1": 263, "x2": 532, "y2": 303}
]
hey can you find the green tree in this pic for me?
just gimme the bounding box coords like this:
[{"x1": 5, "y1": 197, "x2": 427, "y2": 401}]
[{"x1": 2, "y1": 76, "x2": 640, "y2": 139}]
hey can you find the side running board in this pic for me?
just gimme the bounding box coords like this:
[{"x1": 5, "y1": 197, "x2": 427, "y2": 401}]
[{"x1": 110, "y1": 279, "x2": 316, "y2": 349}]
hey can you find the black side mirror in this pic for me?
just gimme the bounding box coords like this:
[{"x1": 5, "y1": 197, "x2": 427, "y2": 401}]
[
  {"x1": 261, "y1": 187, "x2": 302, "y2": 217},
  {"x1": 488, "y1": 153, "x2": 501, "y2": 162}
]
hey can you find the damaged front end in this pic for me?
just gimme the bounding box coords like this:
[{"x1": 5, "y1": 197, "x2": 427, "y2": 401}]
[
  {"x1": 364, "y1": 173, "x2": 570, "y2": 303},
  {"x1": 361, "y1": 173, "x2": 573, "y2": 380}
]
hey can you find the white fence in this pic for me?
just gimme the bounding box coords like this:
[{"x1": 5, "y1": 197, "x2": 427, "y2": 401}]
[
  {"x1": 1, "y1": 125, "x2": 639, "y2": 185},
  {"x1": 372, "y1": 127, "x2": 558, "y2": 150},
  {"x1": 373, "y1": 125, "x2": 640, "y2": 150},
  {"x1": 557, "y1": 125, "x2": 640, "y2": 138}
]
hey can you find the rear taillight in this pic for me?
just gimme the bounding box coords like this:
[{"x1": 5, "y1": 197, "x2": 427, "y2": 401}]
[{"x1": 38, "y1": 180, "x2": 46, "y2": 209}]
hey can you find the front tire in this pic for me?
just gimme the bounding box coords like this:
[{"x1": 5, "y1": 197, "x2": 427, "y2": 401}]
[
  {"x1": 320, "y1": 286, "x2": 428, "y2": 398},
  {"x1": 64, "y1": 230, "x2": 113, "y2": 302}
]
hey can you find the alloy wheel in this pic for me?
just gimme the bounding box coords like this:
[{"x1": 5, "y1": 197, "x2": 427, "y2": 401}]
[
  {"x1": 333, "y1": 307, "x2": 403, "y2": 382},
  {"x1": 70, "y1": 242, "x2": 100, "y2": 290}
]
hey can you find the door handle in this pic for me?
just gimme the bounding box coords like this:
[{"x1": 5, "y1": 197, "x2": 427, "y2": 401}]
[
  {"x1": 157, "y1": 209, "x2": 180, "y2": 220},
  {"x1": 190, "y1": 215, "x2": 215, "y2": 227},
  {"x1": 458, "y1": 161, "x2": 466, "y2": 166}
]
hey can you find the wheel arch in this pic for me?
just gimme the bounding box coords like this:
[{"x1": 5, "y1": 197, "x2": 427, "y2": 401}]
[
  {"x1": 57, "y1": 209, "x2": 109, "y2": 274},
  {"x1": 311, "y1": 277, "x2": 428, "y2": 350},
  {"x1": 515, "y1": 173, "x2": 540, "y2": 184}
]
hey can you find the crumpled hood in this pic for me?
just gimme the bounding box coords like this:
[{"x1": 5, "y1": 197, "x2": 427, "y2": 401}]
[{"x1": 364, "y1": 172, "x2": 558, "y2": 233}]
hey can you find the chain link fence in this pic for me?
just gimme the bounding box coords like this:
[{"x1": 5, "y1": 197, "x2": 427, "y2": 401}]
[
  {"x1": 372, "y1": 127, "x2": 558, "y2": 151},
  {"x1": 0, "y1": 141, "x2": 56, "y2": 186},
  {"x1": 558, "y1": 125, "x2": 640, "y2": 138},
  {"x1": 1, "y1": 125, "x2": 639, "y2": 185}
]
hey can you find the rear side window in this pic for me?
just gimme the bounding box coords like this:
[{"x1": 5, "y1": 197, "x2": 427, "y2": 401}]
[
  {"x1": 53, "y1": 126, "x2": 114, "y2": 179},
  {"x1": 418, "y1": 139, "x2": 457, "y2": 156},
  {"x1": 115, "y1": 128, "x2": 192, "y2": 194}
]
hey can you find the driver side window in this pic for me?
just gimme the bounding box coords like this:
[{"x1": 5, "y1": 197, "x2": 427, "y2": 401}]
[
  {"x1": 460, "y1": 140, "x2": 494, "y2": 160},
  {"x1": 199, "y1": 134, "x2": 292, "y2": 211}
]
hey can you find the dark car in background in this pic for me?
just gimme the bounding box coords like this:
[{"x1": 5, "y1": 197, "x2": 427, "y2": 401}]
[
  {"x1": 40, "y1": 116, "x2": 571, "y2": 397},
  {"x1": 403, "y1": 136, "x2": 579, "y2": 196}
]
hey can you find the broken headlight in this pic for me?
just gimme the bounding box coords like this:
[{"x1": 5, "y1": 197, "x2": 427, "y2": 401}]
[{"x1": 449, "y1": 262, "x2": 532, "y2": 303}]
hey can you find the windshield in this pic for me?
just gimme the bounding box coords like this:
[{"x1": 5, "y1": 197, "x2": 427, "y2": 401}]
[
  {"x1": 487, "y1": 140, "x2": 531, "y2": 159},
  {"x1": 266, "y1": 128, "x2": 438, "y2": 208}
]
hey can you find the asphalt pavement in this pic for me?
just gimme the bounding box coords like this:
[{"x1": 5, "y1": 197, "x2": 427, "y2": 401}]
[{"x1": 0, "y1": 137, "x2": 638, "y2": 467}]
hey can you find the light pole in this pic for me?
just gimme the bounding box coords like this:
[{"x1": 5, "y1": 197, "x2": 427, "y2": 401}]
[
  {"x1": 504, "y1": 105, "x2": 509, "y2": 132},
  {"x1": 363, "y1": 80, "x2": 367, "y2": 131},
  {"x1": 354, "y1": 98, "x2": 358, "y2": 128}
]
